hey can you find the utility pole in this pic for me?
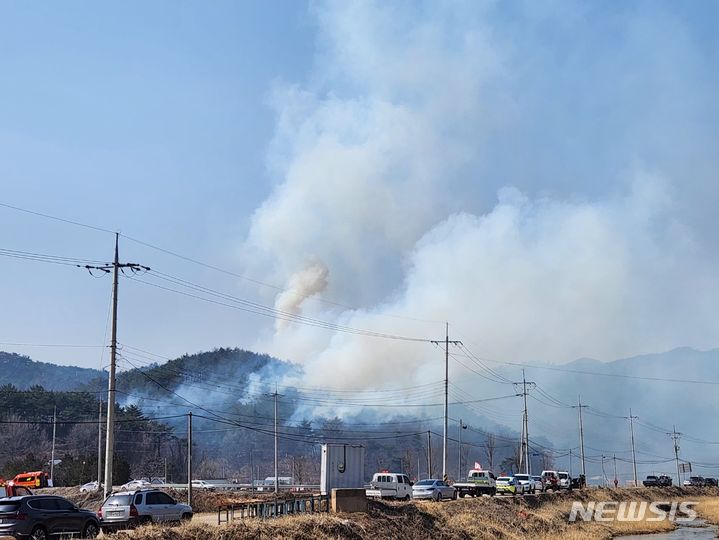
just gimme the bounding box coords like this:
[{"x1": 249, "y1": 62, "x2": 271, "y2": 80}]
[
  {"x1": 431, "y1": 324, "x2": 461, "y2": 482},
  {"x1": 613, "y1": 454, "x2": 618, "y2": 488},
  {"x1": 573, "y1": 397, "x2": 588, "y2": 479},
  {"x1": 513, "y1": 371, "x2": 535, "y2": 475},
  {"x1": 250, "y1": 447, "x2": 255, "y2": 495},
  {"x1": 50, "y1": 406, "x2": 57, "y2": 486},
  {"x1": 187, "y1": 411, "x2": 193, "y2": 507},
  {"x1": 601, "y1": 455, "x2": 607, "y2": 487},
  {"x1": 427, "y1": 431, "x2": 432, "y2": 479},
  {"x1": 266, "y1": 387, "x2": 282, "y2": 495},
  {"x1": 83, "y1": 233, "x2": 150, "y2": 499},
  {"x1": 457, "y1": 419, "x2": 467, "y2": 480},
  {"x1": 627, "y1": 409, "x2": 638, "y2": 487},
  {"x1": 671, "y1": 426, "x2": 682, "y2": 486},
  {"x1": 569, "y1": 449, "x2": 573, "y2": 477},
  {"x1": 97, "y1": 401, "x2": 103, "y2": 486}
]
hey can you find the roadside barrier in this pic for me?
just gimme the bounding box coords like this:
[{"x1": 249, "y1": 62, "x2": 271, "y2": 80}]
[{"x1": 217, "y1": 494, "x2": 329, "y2": 523}]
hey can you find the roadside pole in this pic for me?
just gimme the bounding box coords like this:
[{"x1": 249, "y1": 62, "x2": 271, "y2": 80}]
[
  {"x1": 50, "y1": 406, "x2": 57, "y2": 486},
  {"x1": 97, "y1": 401, "x2": 103, "y2": 486},
  {"x1": 187, "y1": 411, "x2": 193, "y2": 507}
]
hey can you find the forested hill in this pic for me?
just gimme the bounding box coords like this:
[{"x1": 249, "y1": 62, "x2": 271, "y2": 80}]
[{"x1": 0, "y1": 351, "x2": 103, "y2": 390}]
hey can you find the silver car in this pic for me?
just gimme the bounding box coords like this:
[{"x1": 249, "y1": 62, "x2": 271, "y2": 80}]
[
  {"x1": 411, "y1": 479, "x2": 456, "y2": 501},
  {"x1": 99, "y1": 490, "x2": 192, "y2": 532}
]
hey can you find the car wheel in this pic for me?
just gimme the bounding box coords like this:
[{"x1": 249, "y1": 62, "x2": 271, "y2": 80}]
[
  {"x1": 83, "y1": 521, "x2": 100, "y2": 538},
  {"x1": 436, "y1": 492, "x2": 442, "y2": 502},
  {"x1": 30, "y1": 526, "x2": 47, "y2": 540},
  {"x1": 181, "y1": 513, "x2": 193, "y2": 521},
  {"x1": 404, "y1": 495, "x2": 411, "y2": 501},
  {"x1": 459, "y1": 492, "x2": 465, "y2": 498}
]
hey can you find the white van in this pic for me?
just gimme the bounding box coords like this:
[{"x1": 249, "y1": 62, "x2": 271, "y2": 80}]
[{"x1": 365, "y1": 472, "x2": 412, "y2": 500}]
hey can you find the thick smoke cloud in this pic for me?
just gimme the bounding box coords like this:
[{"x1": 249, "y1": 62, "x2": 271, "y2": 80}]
[{"x1": 244, "y1": 1, "x2": 719, "y2": 394}]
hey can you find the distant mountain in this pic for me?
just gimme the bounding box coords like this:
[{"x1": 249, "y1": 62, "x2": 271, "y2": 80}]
[{"x1": 0, "y1": 351, "x2": 103, "y2": 391}]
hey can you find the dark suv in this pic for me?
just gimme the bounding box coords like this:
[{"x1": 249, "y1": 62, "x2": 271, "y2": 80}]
[{"x1": 0, "y1": 495, "x2": 100, "y2": 539}]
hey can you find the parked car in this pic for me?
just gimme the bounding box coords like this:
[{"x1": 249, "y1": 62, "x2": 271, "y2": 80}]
[
  {"x1": 80, "y1": 481, "x2": 102, "y2": 493},
  {"x1": 704, "y1": 477, "x2": 718, "y2": 487},
  {"x1": 191, "y1": 480, "x2": 215, "y2": 491},
  {"x1": 570, "y1": 475, "x2": 586, "y2": 489},
  {"x1": 643, "y1": 475, "x2": 659, "y2": 487},
  {"x1": 454, "y1": 469, "x2": 497, "y2": 497},
  {"x1": 557, "y1": 471, "x2": 572, "y2": 490},
  {"x1": 514, "y1": 474, "x2": 536, "y2": 494},
  {"x1": 657, "y1": 475, "x2": 673, "y2": 487},
  {"x1": 366, "y1": 472, "x2": 412, "y2": 500},
  {"x1": 0, "y1": 495, "x2": 100, "y2": 539},
  {"x1": 532, "y1": 475, "x2": 546, "y2": 492},
  {"x1": 541, "y1": 470, "x2": 560, "y2": 491},
  {"x1": 98, "y1": 489, "x2": 193, "y2": 532},
  {"x1": 120, "y1": 480, "x2": 152, "y2": 491},
  {"x1": 411, "y1": 479, "x2": 456, "y2": 501},
  {"x1": 683, "y1": 476, "x2": 705, "y2": 487},
  {"x1": 496, "y1": 476, "x2": 518, "y2": 495}
]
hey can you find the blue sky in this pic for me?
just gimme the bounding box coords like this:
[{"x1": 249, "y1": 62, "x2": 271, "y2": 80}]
[{"x1": 1, "y1": 1, "x2": 718, "y2": 377}]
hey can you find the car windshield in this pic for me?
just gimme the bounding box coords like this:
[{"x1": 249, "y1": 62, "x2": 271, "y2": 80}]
[
  {"x1": 646, "y1": 476, "x2": 657, "y2": 479},
  {"x1": 497, "y1": 477, "x2": 512, "y2": 482},
  {"x1": 558, "y1": 473, "x2": 568, "y2": 479},
  {"x1": 104, "y1": 495, "x2": 132, "y2": 506},
  {"x1": 515, "y1": 475, "x2": 529, "y2": 480},
  {"x1": 414, "y1": 480, "x2": 435, "y2": 486},
  {"x1": 690, "y1": 477, "x2": 702, "y2": 481}
]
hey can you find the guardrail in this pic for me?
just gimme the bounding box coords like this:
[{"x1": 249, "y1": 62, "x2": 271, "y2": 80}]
[{"x1": 217, "y1": 494, "x2": 329, "y2": 523}]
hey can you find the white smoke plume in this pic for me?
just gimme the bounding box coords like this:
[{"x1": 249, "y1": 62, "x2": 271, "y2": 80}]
[
  {"x1": 274, "y1": 261, "x2": 329, "y2": 332},
  {"x1": 243, "y1": 1, "x2": 719, "y2": 399}
]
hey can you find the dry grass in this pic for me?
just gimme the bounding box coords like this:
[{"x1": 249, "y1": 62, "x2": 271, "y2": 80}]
[
  {"x1": 694, "y1": 497, "x2": 719, "y2": 525},
  {"x1": 106, "y1": 487, "x2": 719, "y2": 540},
  {"x1": 35, "y1": 485, "x2": 716, "y2": 539}
]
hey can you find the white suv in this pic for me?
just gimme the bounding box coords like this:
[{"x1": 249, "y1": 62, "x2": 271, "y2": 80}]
[{"x1": 99, "y1": 489, "x2": 192, "y2": 532}]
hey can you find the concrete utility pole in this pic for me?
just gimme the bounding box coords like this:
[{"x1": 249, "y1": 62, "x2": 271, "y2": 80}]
[
  {"x1": 266, "y1": 387, "x2": 282, "y2": 494},
  {"x1": 187, "y1": 411, "x2": 193, "y2": 507},
  {"x1": 613, "y1": 454, "x2": 618, "y2": 487},
  {"x1": 83, "y1": 233, "x2": 149, "y2": 499},
  {"x1": 50, "y1": 406, "x2": 57, "y2": 486},
  {"x1": 671, "y1": 426, "x2": 682, "y2": 486},
  {"x1": 573, "y1": 397, "x2": 588, "y2": 478},
  {"x1": 430, "y1": 324, "x2": 461, "y2": 482},
  {"x1": 627, "y1": 409, "x2": 638, "y2": 486},
  {"x1": 427, "y1": 431, "x2": 432, "y2": 479},
  {"x1": 569, "y1": 449, "x2": 573, "y2": 477},
  {"x1": 457, "y1": 419, "x2": 467, "y2": 480},
  {"x1": 97, "y1": 401, "x2": 103, "y2": 486},
  {"x1": 514, "y1": 371, "x2": 535, "y2": 475}
]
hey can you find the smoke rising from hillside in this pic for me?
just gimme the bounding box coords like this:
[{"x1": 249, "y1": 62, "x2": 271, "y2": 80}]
[
  {"x1": 274, "y1": 261, "x2": 329, "y2": 332},
  {"x1": 244, "y1": 1, "x2": 719, "y2": 395}
]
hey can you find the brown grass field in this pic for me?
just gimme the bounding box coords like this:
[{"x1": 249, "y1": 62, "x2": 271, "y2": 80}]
[
  {"x1": 84, "y1": 486, "x2": 719, "y2": 539},
  {"x1": 34, "y1": 485, "x2": 719, "y2": 538}
]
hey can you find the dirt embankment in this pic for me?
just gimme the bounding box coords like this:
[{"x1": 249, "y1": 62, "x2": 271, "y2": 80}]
[{"x1": 103, "y1": 487, "x2": 719, "y2": 540}]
